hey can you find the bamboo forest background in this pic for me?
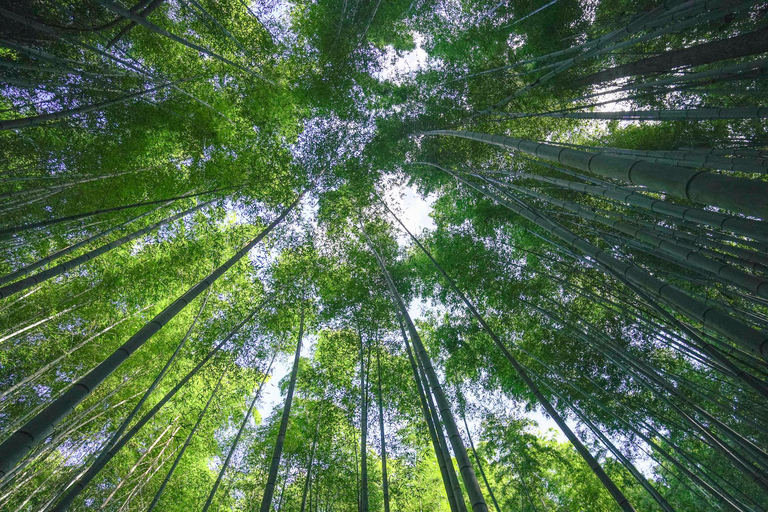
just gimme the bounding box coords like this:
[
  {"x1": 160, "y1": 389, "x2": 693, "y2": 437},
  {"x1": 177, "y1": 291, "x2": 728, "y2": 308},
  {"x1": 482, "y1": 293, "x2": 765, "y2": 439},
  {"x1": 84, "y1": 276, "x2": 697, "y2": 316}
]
[{"x1": 1, "y1": 0, "x2": 767, "y2": 510}]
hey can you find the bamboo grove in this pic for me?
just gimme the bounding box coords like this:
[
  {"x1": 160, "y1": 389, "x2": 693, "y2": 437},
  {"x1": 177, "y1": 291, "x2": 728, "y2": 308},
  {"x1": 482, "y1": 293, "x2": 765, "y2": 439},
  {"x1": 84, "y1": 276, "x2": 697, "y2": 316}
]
[{"x1": 0, "y1": 0, "x2": 767, "y2": 510}]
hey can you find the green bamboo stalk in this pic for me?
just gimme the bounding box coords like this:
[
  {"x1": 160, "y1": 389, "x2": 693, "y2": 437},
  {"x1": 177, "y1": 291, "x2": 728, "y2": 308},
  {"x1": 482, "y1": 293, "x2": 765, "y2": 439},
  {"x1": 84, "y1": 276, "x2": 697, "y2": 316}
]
[
  {"x1": 424, "y1": 130, "x2": 768, "y2": 221},
  {"x1": 420, "y1": 162, "x2": 768, "y2": 360},
  {"x1": 499, "y1": 107, "x2": 768, "y2": 121},
  {"x1": 363, "y1": 224, "x2": 489, "y2": 512},
  {"x1": 492, "y1": 178, "x2": 768, "y2": 299},
  {"x1": 513, "y1": 157, "x2": 768, "y2": 250},
  {"x1": 379, "y1": 196, "x2": 639, "y2": 512},
  {"x1": 0, "y1": 193, "x2": 304, "y2": 479},
  {"x1": 0, "y1": 187, "x2": 228, "y2": 238},
  {"x1": 202, "y1": 353, "x2": 275, "y2": 511},
  {"x1": 0, "y1": 199, "x2": 215, "y2": 299},
  {"x1": 0, "y1": 202, "x2": 170, "y2": 288},
  {"x1": 542, "y1": 141, "x2": 768, "y2": 175},
  {"x1": 0, "y1": 78, "x2": 196, "y2": 131},
  {"x1": 146, "y1": 371, "x2": 225, "y2": 512},
  {"x1": 258, "y1": 309, "x2": 305, "y2": 512},
  {"x1": 397, "y1": 316, "x2": 461, "y2": 512},
  {"x1": 48, "y1": 304, "x2": 265, "y2": 511},
  {"x1": 413, "y1": 336, "x2": 469, "y2": 512},
  {"x1": 95, "y1": 0, "x2": 269, "y2": 81}
]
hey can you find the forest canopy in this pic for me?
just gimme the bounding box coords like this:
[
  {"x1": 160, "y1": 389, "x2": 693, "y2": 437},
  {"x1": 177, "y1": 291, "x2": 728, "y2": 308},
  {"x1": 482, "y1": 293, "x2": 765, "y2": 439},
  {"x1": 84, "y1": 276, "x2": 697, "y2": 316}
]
[{"x1": 1, "y1": 0, "x2": 767, "y2": 510}]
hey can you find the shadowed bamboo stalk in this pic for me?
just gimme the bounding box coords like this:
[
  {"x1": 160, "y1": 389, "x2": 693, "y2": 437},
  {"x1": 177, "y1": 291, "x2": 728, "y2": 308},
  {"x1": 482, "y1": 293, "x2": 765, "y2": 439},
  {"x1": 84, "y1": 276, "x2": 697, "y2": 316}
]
[
  {"x1": 511, "y1": 158, "x2": 768, "y2": 249},
  {"x1": 420, "y1": 162, "x2": 768, "y2": 361},
  {"x1": 423, "y1": 131, "x2": 768, "y2": 219},
  {"x1": 258, "y1": 309, "x2": 304, "y2": 512},
  {"x1": 575, "y1": 25, "x2": 768, "y2": 87},
  {"x1": 499, "y1": 107, "x2": 768, "y2": 121},
  {"x1": 481, "y1": 0, "x2": 691, "y2": 110},
  {"x1": 542, "y1": 141, "x2": 768, "y2": 174},
  {"x1": 456, "y1": 0, "x2": 732, "y2": 83},
  {"x1": 363, "y1": 225, "x2": 488, "y2": 512},
  {"x1": 0, "y1": 193, "x2": 304, "y2": 479},
  {"x1": 512, "y1": 169, "x2": 768, "y2": 267},
  {"x1": 95, "y1": 0, "x2": 269, "y2": 81},
  {"x1": 48, "y1": 303, "x2": 266, "y2": 511},
  {"x1": 378, "y1": 196, "x2": 640, "y2": 512}
]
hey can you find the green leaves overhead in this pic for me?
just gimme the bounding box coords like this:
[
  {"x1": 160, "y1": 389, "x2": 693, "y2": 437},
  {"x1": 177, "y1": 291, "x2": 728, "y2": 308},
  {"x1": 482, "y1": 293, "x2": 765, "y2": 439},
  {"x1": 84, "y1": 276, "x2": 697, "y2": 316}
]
[{"x1": 1, "y1": 0, "x2": 768, "y2": 510}]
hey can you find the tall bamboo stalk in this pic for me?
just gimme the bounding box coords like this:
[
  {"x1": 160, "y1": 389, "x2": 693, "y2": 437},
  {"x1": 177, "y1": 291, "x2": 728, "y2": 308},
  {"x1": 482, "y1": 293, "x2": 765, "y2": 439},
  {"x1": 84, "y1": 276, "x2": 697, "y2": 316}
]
[
  {"x1": 397, "y1": 316, "x2": 460, "y2": 512},
  {"x1": 258, "y1": 309, "x2": 305, "y2": 512},
  {"x1": 0, "y1": 193, "x2": 304, "y2": 478},
  {"x1": 423, "y1": 131, "x2": 768, "y2": 220},
  {"x1": 378, "y1": 196, "x2": 639, "y2": 512},
  {"x1": 362, "y1": 225, "x2": 488, "y2": 512},
  {"x1": 202, "y1": 353, "x2": 275, "y2": 511}
]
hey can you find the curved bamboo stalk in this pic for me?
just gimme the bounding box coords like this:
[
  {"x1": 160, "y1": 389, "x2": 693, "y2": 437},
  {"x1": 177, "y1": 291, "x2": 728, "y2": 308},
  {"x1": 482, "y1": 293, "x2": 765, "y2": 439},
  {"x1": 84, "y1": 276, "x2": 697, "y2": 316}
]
[{"x1": 420, "y1": 162, "x2": 768, "y2": 361}]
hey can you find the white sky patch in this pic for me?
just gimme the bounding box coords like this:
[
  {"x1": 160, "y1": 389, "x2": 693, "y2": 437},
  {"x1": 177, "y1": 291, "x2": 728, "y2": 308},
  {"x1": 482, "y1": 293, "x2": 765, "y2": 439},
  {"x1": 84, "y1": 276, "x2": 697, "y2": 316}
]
[
  {"x1": 375, "y1": 33, "x2": 431, "y2": 84},
  {"x1": 383, "y1": 182, "x2": 436, "y2": 247}
]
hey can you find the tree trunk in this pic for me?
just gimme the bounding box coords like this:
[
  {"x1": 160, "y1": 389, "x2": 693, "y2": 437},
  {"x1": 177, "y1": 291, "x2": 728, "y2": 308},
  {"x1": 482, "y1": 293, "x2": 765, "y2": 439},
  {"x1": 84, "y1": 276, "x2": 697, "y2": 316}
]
[
  {"x1": 258, "y1": 309, "x2": 305, "y2": 512},
  {"x1": 0, "y1": 193, "x2": 302, "y2": 479}
]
